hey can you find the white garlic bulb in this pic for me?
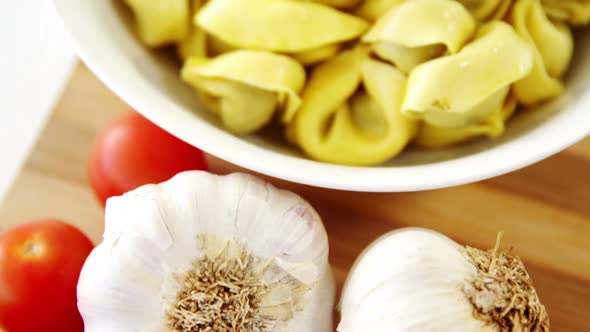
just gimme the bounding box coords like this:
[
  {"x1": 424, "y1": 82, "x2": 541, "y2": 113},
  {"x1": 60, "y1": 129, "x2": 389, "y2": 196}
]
[
  {"x1": 339, "y1": 228, "x2": 549, "y2": 332},
  {"x1": 77, "y1": 171, "x2": 334, "y2": 332}
]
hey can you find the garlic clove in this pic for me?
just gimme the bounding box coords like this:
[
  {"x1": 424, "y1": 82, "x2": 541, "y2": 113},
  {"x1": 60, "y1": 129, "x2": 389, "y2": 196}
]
[
  {"x1": 181, "y1": 50, "x2": 306, "y2": 132},
  {"x1": 339, "y1": 229, "x2": 473, "y2": 321},
  {"x1": 77, "y1": 242, "x2": 167, "y2": 331},
  {"x1": 402, "y1": 21, "x2": 534, "y2": 128},
  {"x1": 78, "y1": 171, "x2": 334, "y2": 332},
  {"x1": 345, "y1": 278, "x2": 496, "y2": 332},
  {"x1": 285, "y1": 268, "x2": 336, "y2": 332},
  {"x1": 124, "y1": 0, "x2": 190, "y2": 47},
  {"x1": 339, "y1": 228, "x2": 549, "y2": 332},
  {"x1": 196, "y1": 0, "x2": 368, "y2": 53},
  {"x1": 362, "y1": 0, "x2": 476, "y2": 73}
]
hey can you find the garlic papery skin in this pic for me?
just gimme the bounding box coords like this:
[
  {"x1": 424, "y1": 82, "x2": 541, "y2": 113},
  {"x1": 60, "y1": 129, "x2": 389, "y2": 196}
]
[
  {"x1": 77, "y1": 171, "x2": 334, "y2": 332},
  {"x1": 338, "y1": 228, "x2": 549, "y2": 332}
]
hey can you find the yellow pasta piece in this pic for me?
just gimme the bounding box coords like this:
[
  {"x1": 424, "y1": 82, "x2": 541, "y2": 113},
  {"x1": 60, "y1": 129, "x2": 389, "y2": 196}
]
[
  {"x1": 414, "y1": 94, "x2": 517, "y2": 148},
  {"x1": 511, "y1": 0, "x2": 571, "y2": 105},
  {"x1": 291, "y1": 44, "x2": 341, "y2": 66},
  {"x1": 207, "y1": 36, "x2": 236, "y2": 56},
  {"x1": 527, "y1": 3, "x2": 573, "y2": 77},
  {"x1": 363, "y1": 0, "x2": 476, "y2": 73},
  {"x1": 304, "y1": 0, "x2": 362, "y2": 9},
  {"x1": 125, "y1": 0, "x2": 190, "y2": 47},
  {"x1": 196, "y1": 0, "x2": 368, "y2": 53},
  {"x1": 204, "y1": 28, "x2": 339, "y2": 65},
  {"x1": 292, "y1": 47, "x2": 418, "y2": 166},
  {"x1": 177, "y1": 0, "x2": 207, "y2": 60},
  {"x1": 178, "y1": 28, "x2": 207, "y2": 59},
  {"x1": 205, "y1": 34, "x2": 338, "y2": 66},
  {"x1": 181, "y1": 50, "x2": 306, "y2": 133},
  {"x1": 208, "y1": 35, "x2": 340, "y2": 65},
  {"x1": 370, "y1": 43, "x2": 447, "y2": 74},
  {"x1": 353, "y1": 0, "x2": 405, "y2": 22},
  {"x1": 402, "y1": 21, "x2": 534, "y2": 128},
  {"x1": 541, "y1": 0, "x2": 590, "y2": 26},
  {"x1": 457, "y1": 0, "x2": 513, "y2": 21},
  {"x1": 493, "y1": 0, "x2": 514, "y2": 20}
]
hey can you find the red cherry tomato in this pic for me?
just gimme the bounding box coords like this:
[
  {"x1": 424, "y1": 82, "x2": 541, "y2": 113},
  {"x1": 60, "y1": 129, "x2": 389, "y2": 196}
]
[
  {"x1": 0, "y1": 220, "x2": 94, "y2": 332},
  {"x1": 89, "y1": 111, "x2": 207, "y2": 205}
]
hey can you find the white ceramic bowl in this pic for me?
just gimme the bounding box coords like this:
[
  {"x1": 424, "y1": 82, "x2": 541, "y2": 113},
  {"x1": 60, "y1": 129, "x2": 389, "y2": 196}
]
[{"x1": 53, "y1": 0, "x2": 590, "y2": 192}]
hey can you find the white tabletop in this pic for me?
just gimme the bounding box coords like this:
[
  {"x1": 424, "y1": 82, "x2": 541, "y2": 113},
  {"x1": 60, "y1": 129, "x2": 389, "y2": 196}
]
[{"x1": 0, "y1": 1, "x2": 76, "y2": 202}]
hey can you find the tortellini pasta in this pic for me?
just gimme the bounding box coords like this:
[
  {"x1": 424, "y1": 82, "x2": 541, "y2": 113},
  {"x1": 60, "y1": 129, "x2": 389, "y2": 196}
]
[
  {"x1": 125, "y1": 0, "x2": 590, "y2": 166},
  {"x1": 511, "y1": 0, "x2": 574, "y2": 105},
  {"x1": 177, "y1": 0, "x2": 207, "y2": 60},
  {"x1": 291, "y1": 44, "x2": 342, "y2": 66},
  {"x1": 196, "y1": 0, "x2": 368, "y2": 60},
  {"x1": 305, "y1": 0, "x2": 362, "y2": 9},
  {"x1": 207, "y1": 35, "x2": 237, "y2": 57},
  {"x1": 402, "y1": 22, "x2": 534, "y2": 128},
  {"x1": 362, "y1": 0, "x2": 476, "y2": 73},
  {"x1": 181, "y1": 50, "x2": 305, "y2": 134},
  {"x1": 457, "y1": 0, "x2": 513, "y2": 21},
  {"x1": 541, "y1": 0, "x2": 590, "y2": 26},
  {"x1": 125, "y1": 0, "x2": 190, "y2": 47},
  {"x1": 414, "y1": 94, "x2": 517, "y2": 147},
  {"x1": 292, "y1": 47, "x2": 418, "y2": 166},
  {"x1": 353, "y1": 0, "x2": 405, "y2": 22}
]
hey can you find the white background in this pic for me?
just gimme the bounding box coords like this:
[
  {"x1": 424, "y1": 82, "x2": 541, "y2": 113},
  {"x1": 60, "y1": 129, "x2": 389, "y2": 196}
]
[{"x1": 0, "y1": 1, "x2": 76, "y2": 201}]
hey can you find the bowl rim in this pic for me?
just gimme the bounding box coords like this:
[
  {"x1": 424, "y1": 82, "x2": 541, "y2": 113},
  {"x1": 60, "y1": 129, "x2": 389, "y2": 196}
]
[{"x1": 52, "y1": 0, "x2": 590, "y2": 192}]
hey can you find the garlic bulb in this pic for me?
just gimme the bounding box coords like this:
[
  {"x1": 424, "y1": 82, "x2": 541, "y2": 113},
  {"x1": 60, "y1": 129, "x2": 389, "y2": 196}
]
[
  {"x1": 339, "y1": 228, "x2": 549, "y2": 332},
  {"x1": 77, "y1": 171, "x2": 334, "y2": 332}
]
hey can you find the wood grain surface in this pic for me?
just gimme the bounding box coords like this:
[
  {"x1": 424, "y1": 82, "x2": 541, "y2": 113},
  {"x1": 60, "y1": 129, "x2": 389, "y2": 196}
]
[{"x1": 1, "y1": 64, "x2": 589, "y2": 331}]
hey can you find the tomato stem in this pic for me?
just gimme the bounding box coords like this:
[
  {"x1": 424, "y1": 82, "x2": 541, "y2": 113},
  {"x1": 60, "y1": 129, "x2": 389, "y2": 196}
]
[{"x1": 20, "y1": 241, "x2": 44, "y2": 258}]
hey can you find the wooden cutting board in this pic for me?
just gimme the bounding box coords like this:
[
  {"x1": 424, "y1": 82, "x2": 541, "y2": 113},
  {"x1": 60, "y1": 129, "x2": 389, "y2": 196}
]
[{"x1": 1, "y1": 63, "x2": 589, "y2": 331}]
